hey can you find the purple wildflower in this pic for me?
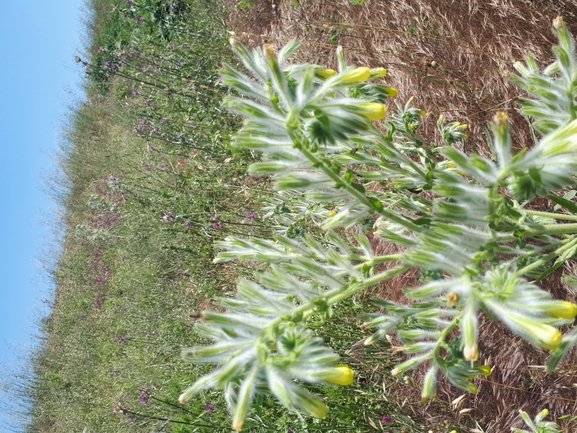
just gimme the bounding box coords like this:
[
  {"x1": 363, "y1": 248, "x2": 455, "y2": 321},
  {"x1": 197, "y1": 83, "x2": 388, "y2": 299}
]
[
  {"x1": 132, "y1": 89, "x2": 140, "y2": 96},
  {"x1": 247, "y1": 212, "x2": 254, "y2": 220},
  {"x1": 381, "y1": 415, "x2": 392, "y2": 423},
  {"x1": 139, "y1": 394, "x2": 148, "y2": 404},
  {"x1": 184, "y1": 220, "x2": 190, "y2": 227},
  {"x1": 213, "y1": 222, "x2": 221, "y2": 229},
  {"x1": 205, "y1": 403, "x2": 214, "y2": 411}
]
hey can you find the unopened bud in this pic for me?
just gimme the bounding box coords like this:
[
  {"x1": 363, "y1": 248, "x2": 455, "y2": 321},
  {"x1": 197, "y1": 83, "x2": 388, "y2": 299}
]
[
  {"x1": 229, "y1": 36, "x2": 240, "y2": 47},
  {"x1": 494, "y1": 111, "x2": 508, "y2": 127},
  {"x1": 324, "y1": 364, "x2": 354, "y2": 385},
  {"x1": 447, "y1": 292, "x2": 459, "y2": 307},
  {"x1": 262, "y1": 44, "x2": 275, "y2": 59},
  {"x1": 463, "y1": 344, "x2": 479, "y2": 361},
  {"x1": 316, "y1": 68, "x2": 337, "y2": 79},
  {"x1": 545, "y1": 301, "x2": 577, "y2": 319},
  {"x1": 553, "y1": 16, "x2": 563, "y2": 30},
  {"x1": 341, "y1": 66, "x2": 371, "y2": 83},
  {"x1": 357, "y1": 102, "x2": 386, "y2": 120},
  {"x1": 476, "y1": 365, "x2": 492, "y2": 376},
  {"x1": 370, "y1": 67, "x2": 387, "y2": 78}
]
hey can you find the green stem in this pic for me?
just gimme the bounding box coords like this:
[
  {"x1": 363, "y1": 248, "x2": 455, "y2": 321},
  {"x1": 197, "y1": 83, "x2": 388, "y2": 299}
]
[
  {"x1": 327, "y1": 265, "x2": 409, "y2": 306},
  {"x1": 365, "y1": 253, "x2": 404, "y2": 266},
  {"x1": 525, "y1": 210, "x2": 577, "y2": 222},
  {"x1": 517, "y1": 236, "x2": 577, "y2": 276},
  {"x1": 344, "y1": 253, "x2": 402, "y2": 267},
  {"x1": 498, "y1": 223, "x2": 577, "y2": 241},
  {"x1": 296, "y1": 143, "x2": 424, "y2": 234},
  {"x1": 523, "y1": 223, "x2": 577, "y2": 237},
  {"x1": 432, "y1": 313, "x2": 461, "y2": 359},
  {"x1": 274, "y1": 265, "x2": 409, "y2": 327}
]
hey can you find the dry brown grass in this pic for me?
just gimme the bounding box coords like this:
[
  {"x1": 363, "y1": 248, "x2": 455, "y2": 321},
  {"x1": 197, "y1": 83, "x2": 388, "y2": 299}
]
[{"x1": 225, "y1": 0, "x2": 577, "y2": 430}]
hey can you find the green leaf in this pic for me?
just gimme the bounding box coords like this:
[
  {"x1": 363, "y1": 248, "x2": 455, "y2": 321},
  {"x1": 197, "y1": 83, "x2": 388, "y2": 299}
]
[{"x1": 548, "y1": 193, "x2": 577, "y2": 214}]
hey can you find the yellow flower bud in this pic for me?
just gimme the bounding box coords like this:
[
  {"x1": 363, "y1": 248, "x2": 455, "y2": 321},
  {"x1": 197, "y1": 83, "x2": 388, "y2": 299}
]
[
  {"x1": 493, "y1": 111, "x2": 508, "y2": 127},
  {"x1": 522, "y1": 321, "x2": 562, "y2": 350},
  {"x1": 357, "y1": 102, "x2": 386, "y2": 120},
  {"x1": 305, "y1": 399, "x2": 328, "y2": 419},
  {"x1": 262, "y1": 44, "x2": 275, "y2": 59},
  {"x1": 178, "y1": 393, "x2": 189, "y2": 404},
  {"x1": 447, "y1": 292, "x2": 459, "y2": 307},
  {"x1": 553, "y1": 16, "x2": 564, "y2": 30},
  {"x1": 382, "y1": 86, "x2": 398, "y2": 97},
  {"x1": 341, "y1": 66, "x2": 371, "y2": 83},
  {"x1": 545, "y1": 301, "x2": 577, "y2": 319},
  {"x1": 229, "y1": 36, "x2": 240, "y2": 47},
  {"x1": 317, "y1": 68, "x2": 337, "y2": 79},
  {"x1": 326, "y1": 210, "x2": 337, "y2": 217},
  {"x1": 324, "y1": 364, "x2": 354, "y2": 386},
  {"x1": 477, "y1": 365, "x2": 492, "y2": 376},
  {"x1": 232, "y1": 418, "x2": 244, "y2": 431},
  {"x1": 370, "y1": 67, "x2": 387, "y2": 78}
]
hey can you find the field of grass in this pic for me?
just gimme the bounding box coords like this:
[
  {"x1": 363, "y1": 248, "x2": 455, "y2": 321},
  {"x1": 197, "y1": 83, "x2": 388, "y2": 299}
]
[{"x1": 3, "y1": 0, "x2": 577, "y2": 432}]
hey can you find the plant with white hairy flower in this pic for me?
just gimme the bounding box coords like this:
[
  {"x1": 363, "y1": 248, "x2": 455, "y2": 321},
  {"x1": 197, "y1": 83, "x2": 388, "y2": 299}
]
[
  {"x1": 513, "y1": 409, "x2": 562, "y2": 433},
  {"x1": 179, "y1": 18, "x2": 577, "y2": 431}
]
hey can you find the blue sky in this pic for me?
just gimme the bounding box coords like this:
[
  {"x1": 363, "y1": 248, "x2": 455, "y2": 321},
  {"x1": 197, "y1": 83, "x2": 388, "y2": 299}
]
[{"x1": 0, "y1": 0, "x2": 84, "y2": 427}]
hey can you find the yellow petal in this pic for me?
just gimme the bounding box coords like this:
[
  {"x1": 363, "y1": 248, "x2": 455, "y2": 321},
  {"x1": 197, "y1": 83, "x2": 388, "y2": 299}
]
[
  {"x1": 545, "y1": 301, "x2": 577, "y2": 319},
  {"x1": 476, "y1": 365, "x2": 492, "y2": 376},
  {"x1": 324, "y1": 364, "x2": 354, "y2": 386},
  {"x1": 381, "y1": 86, "x2": 398, "y2": 97},
  {"x1": 341, "y1": 66, "x2": 371, "y2": 83},
  {"x1": 370, "y1": 67, "x2": 387, "y2": 78},
  {"x1": 357, "y1": 102, "x2": 386, "y2": 121},
  {"x1": 306, "y1": 399, "x2": 328, "y2": 419},
  {"x1": 317, "y1": 68, "x2": 337, "y2": 79},
  {"x1": 521, "y1": 321, "x2": 562, "y2": 350}
]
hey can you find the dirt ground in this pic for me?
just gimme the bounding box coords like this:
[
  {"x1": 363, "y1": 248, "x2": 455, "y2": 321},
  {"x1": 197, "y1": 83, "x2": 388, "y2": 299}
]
[{"x1": 225, "y1": 1, "x2": 577, "y2": 430}]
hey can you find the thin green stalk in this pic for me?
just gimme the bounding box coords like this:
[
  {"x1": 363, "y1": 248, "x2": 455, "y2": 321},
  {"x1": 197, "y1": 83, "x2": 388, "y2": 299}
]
[
  {"x1": 517, "y1": 236, "x2": 577, "y2": 276},
  {"x1": 523, "y1": 223, "x2": 577, "y2": 237},
  {"x1": 271, "y1": 265, "x2": 409, "y2": 327},
  {"x1": 432, "y1": 314, "x2": 461, "y2": 359},
  {"x1": 327, "y1": 265, "x2": 409, "y2": 306},
  {"x1": 525, "y1": 209, "x2": 577, "y2": 222},
  {"x1": 365, "y1": 253, "x2": 404, "y2": 266},
  {"x1": 498, "y1": 223, "x2": 577, "y2": 241},
  {"x1": 297, "y1": 143, "x2": 424, "y2": 234}
]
